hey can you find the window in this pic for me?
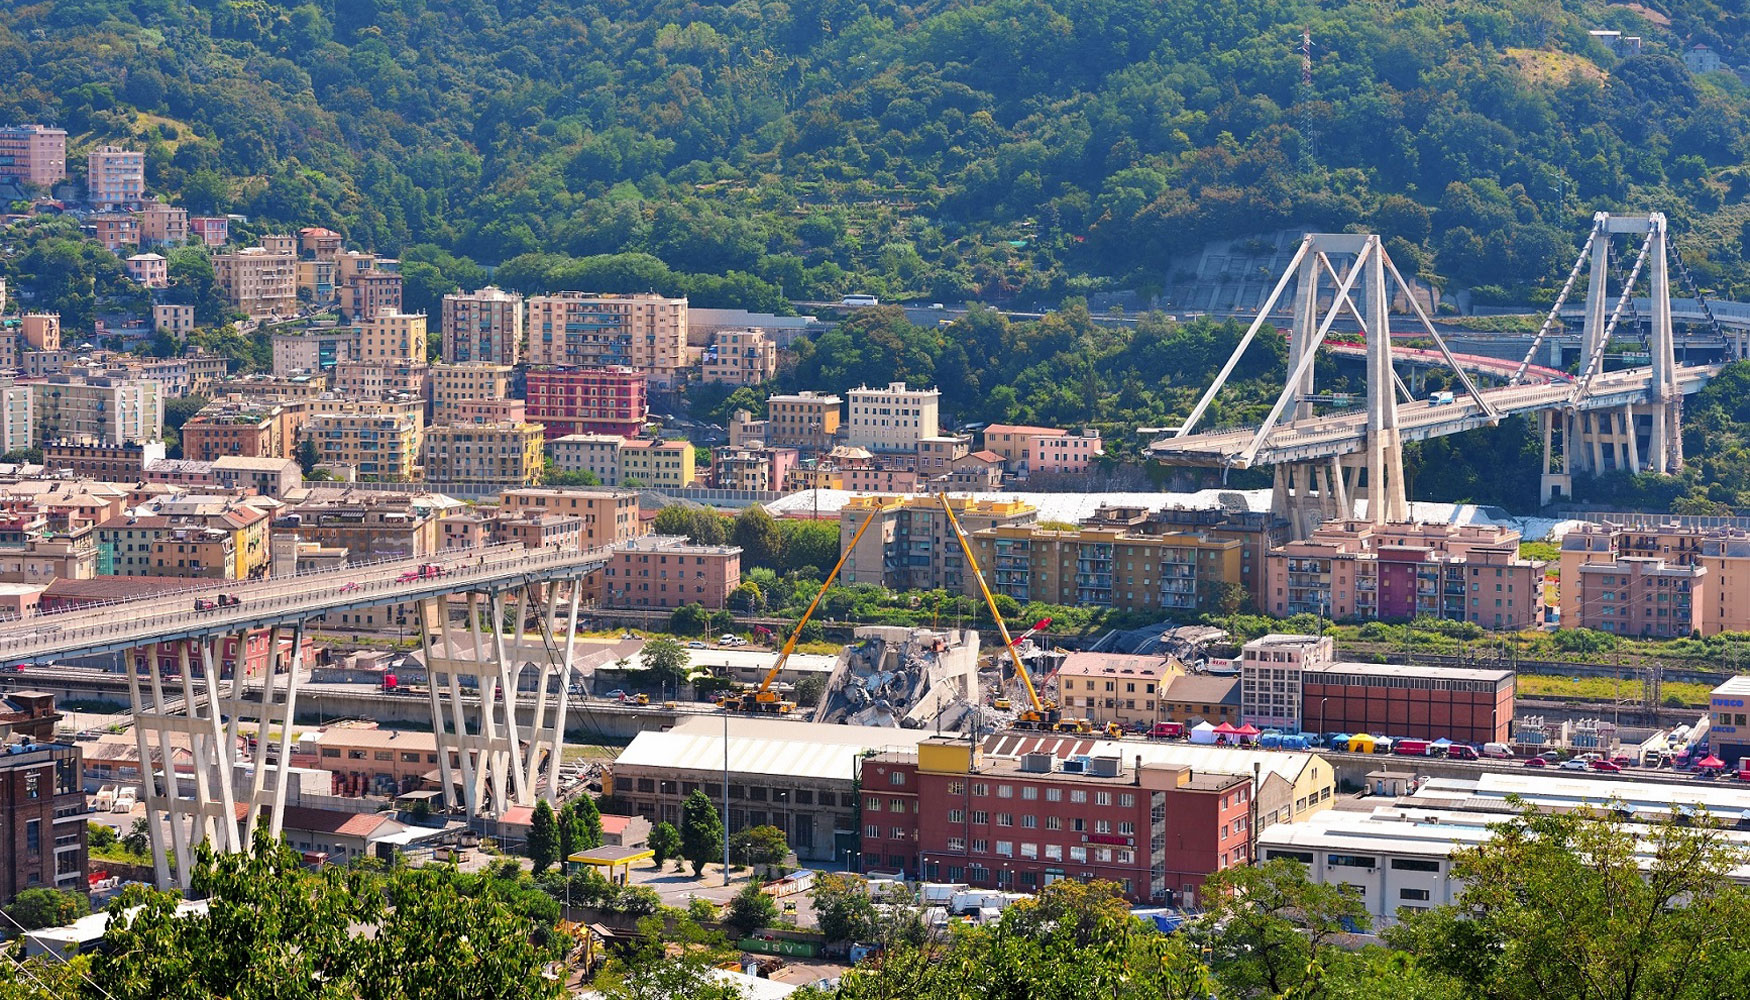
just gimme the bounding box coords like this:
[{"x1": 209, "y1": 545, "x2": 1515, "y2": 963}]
[
  {"x1": 1327, "y1": 854, "x2": 1377, "y2": 869},
  {"x1": 996, "y1": 813, "x2": 1013, "y2": 827},
  {"x1": 947, "y1": 780, "x2": 965, "y2": 795},
  {"x1": 1046, "y1": 816, "x2": 1062, "y2": 830},
  {"x1": 1390, "y1": 858, "x2": 1441, "y2": 873},
  {"x1": 1045, "y1": 844, "x2": 1063, "y2": 861},
  {"x1": 892, "y1": 827, "x2": 908, "y2": 840},
  {"x1": 1022, "y1": 786, "x2": 1038, "y2": 800},
  {"x1": 1119, "y1": 793, "x2": 1135, "y2": 808},
  {"x1": 997, "y1": 784, "x2": 1014, "y2": 798},
  {"x1": 972, "y1": 783, "x2": 989, "y2": 797},
  {"x1": 996, "y1": 841, "x2": 1014, "y2": 857},
  {"x1": 1400, "y1": 888, "x2": 1431, "y2": 901},
  {"x1": 971, "y1": 811, "x2": 989, "y2": 825},
  {"x1": 1069, "y1": 846, "x2": 1087, "y2": 862},
  {"x1": 1069, "y1": 790, "x2": 1087, "y2": 804},
  {"x1": 1021, "y1": 815, "x2": 1038, "y2": 829},
  {"x1": 949, "y1": 808, "x2": 965, "y2": 823},
  {"x1": 1095, "y1": 791, "x2": 1111, "y2": 806},
  {"x1": 866, "y1": 797, "x2": 881, "y2": 811},
  {"x1": 1045, "y1": 788, "x2": 1062, "y2": 802},
  {"x1": 25, "y1": 819, "x2": 41, "y2": 853},
  {"x1": 947, "y1": 837, "x2": 966, "y2": 852},
  {"x1": 889, "y1": 798, "x2": 905, "y2": 812},
  {"x1": 865, "y1": 824, "x2": 880, "y2": 839},
  {"x1": 971, "y1": 839, "x2": 988, "y2": 854},
  {"x1": 889, "y1": 771, "x2": 907, "y2": 786},
  {"x1": 1021, "y1": 842, "x2": 1038, "y2": 858}
]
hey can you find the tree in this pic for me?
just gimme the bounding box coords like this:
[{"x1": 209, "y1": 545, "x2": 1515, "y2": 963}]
[
  {"x1": 777, "y1": 520, "x2": 840, "y2": 576},
  {"x1": 1201, "y1": 858, "x2": 1371, "y2": 999},
  {"x1": 732, "y1": 505, "x2": 784, "y2": 570},
  {"x1": 650, "y1": 821, "x2": 683, "y2": 870},
  {"x1": 728, "y1": 581, "x2": 764, "y2": 613},
  {"x1": 296, "y1": 438, "x2": 321, "y2": 475},
  {"x1": 837, "y1": 880, "x2": 1211, "y2": 1000},
  {"x1": 640, "y1": 636, "x2": 692, "y2": 694},
  {"x1": 813, "y1": 872, "x2": 879, "y2": 943},
  {"x1": 1389, "y1": 805, "x2": 1750, "y2": 1000},
  {"x1": 670, "y1": 602, "x2": 710, "y2": 636},
  {"x1": 724, "y1": 881, "x2": 778, "y2": 936},
  {"x1": 88, "y1": 820, "x2": 118, "y2": 850},
  {"x1": 4, "y1": 887, "x2": 90, "y2": 930},
  {"x1": 729, "y1": 824, "x2": 790, "y2": 878},
  {"x1": 123, "y1": 817, "x2": 150, "y2": 856},
  {"x1": 570, "y1": 794, "x2": 604, "y2": 853},
  {"x1": 794, "y1": 674, "x2": 825, "y2": 707},
  {"x1": 680, "y1": 789, "x2": 725, "y2": 878},
  {"x1": 528, "y1": 798, "x2": 559, "y2": 873},
  {"x1": 652, "y1": 506, "x2": 729, "y2": 545}
]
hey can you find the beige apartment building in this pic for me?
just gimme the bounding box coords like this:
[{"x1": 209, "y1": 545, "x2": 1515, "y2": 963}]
[
  {"x1": 618, "y1": 438, "x2": 696, "y2": 488},
  {"x1": 135, "y1": 201, "x2": 188, "y2": 246},
  {"x1": 0, "y1": 125, "x2": 67, "y2": 187},
  {"x1": 499, "y1": 488, "x2": 644, "y2": 549},
  {"x1": 360, "y1": 311, "x2": 427, "y2": 365},
  {"x1": 153, "y1": 304, "x2": 196, "y2": 338},
  {"x1": 340, "y1": 272, "x2": 403, "y2": 323},
  {"x1": 31, "y1": 373, "x2": 163, "y2": 445},
  {"x1": 838, "y1": 494, "x2": 1037, "y2": 592},
  {"x1": 970, "y1": 522, "x2": 1244, "y2": 613},
  {"x1": 429, "y1": 362, "x2": 511, "y2": 422},
  {"x1": 1265, "y1": 520, "x2": 1545, "y2": 629},
  {"x1": 421, "y1": 421, "x2": 544, "y2": 485},
  {"x1": 702, "y1": 329, "x2": 777, "y2": 385},
  {"x1": 442, "y1": 286, "x2": 523, "y2": 365},
  {"x1": 300, "y1": 407, "x2": 423, "y2": 482},
  {"x1": 214, "y1": 247, "x2": 298, "y2": 318},
  {"x1": 765, "y1": 391, "x2": 841, "y2": 451},
  {"x1": 525, "y1": 292, "x2": 687, "y2": 385},
  {"x1": 547, "y1": 433, "x2": 623, "y2": 485},
  {"x1": 846, "y1": 382, "x2": 940, "y2": 453},
  {"x1": 1556, "y1": 520, "x2": 1750, "y2": 636}
]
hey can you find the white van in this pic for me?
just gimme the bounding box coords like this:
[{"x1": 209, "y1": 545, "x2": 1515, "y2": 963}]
[{"x1": 1483, "y1": 742, "x2": 1514, "y2": 759}]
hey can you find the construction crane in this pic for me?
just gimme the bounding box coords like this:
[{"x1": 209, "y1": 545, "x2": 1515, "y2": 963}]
[
  {"x1": 716, "y1": 505, "x2": 882, "y2": 714},
  {"x1": 937, "y1": 493, "x2": 1090, "y2": 734},
  {"x1": 990, "y1": 616, "x2": 1051, "y2": 711}
]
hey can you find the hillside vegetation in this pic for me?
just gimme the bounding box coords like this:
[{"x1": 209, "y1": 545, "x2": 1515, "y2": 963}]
[{"x1": 5, "y1": 0, "x2": 1750, "y2": 307}]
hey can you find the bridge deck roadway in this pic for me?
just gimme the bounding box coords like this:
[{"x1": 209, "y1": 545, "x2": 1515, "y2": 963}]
[
  {"x1": 0, "y1": 543, "x2": 610, "y2": 662},
  {"x1": 1149, "y1": 365, "x2": 1720, "y2": 468}
]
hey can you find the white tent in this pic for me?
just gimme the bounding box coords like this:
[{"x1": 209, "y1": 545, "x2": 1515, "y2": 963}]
[{"x1": 1189, "y1": 721, "x2": 1218, "y2": 745}]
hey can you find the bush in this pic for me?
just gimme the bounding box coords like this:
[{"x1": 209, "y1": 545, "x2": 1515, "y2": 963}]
[
  {"x1": 724, "y1": 881, "x2": 778, "y2": 935},
  {"x1": 5, "y1": 887, "x2": 90, "y2": 930}
]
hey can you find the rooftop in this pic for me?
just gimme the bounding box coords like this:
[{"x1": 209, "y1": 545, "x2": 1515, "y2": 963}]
[
  {"x1": 981, "y1": 731, "x2": 1328, "y2": 785},
  {"x1": 1714, "y1": 676, "x2": 1750, "y2": 699},
  {"x1": 614, "y1": 716, "x2": 938, "y2": 782},
  {"x1": 1302, "y1": 660, "x2": 1515, "y2": 683},
  {"x1": 1056, "y1": 651, "x2": 1179, "y2": 678}
]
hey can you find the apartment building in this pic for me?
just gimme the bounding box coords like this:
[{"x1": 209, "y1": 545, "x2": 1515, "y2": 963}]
[
  {"x1": 547, "y1": 434, "x2": 623, "y2": 485},
  {"x1": 96, "y1": 504, "x2": 270, "y2": 581},
  {"x1": 429, "y1": 362, "x2": 511, "y2": 423},
  {"x1": 135, "y1": 201, "x2": 188, "y2": 246},
  {"x1": 1055, "y1": 652, "x2": 1184, "y2": 730},
  {"x1": 153, "y1": 304, "x2": 196, "y2": 338},
  {"x1": 277, "y1": 494, "x2": 440, "y2": 560},
  {"x1": 338, "y1": 270, "x2": 403, "y2": 324},
  {"x1": 499, "y1": 488, "x2": 644, "y2": 549},
  {"x1": 298, "y1": 227, "x2": 344, "y2": 259},
  {"x1": 1264, "y1": 520, "x2": 1545, "y2": 629},
  {"x1": 271, "y1": 328, "x2": 355, "y2": 374},
  {"x1": 42, "y1": 439, "x2": 166, "y2": 481},
  {"x1": 525, "y1": 292, "x2": 687, "y2": 385},
  {"x1": 180, "y1": 401, "x2": 290, "y2": 462},
  {"x1": 125, "y1": 252, "x2": 168, "y2": 288},
  {"x1": 330, "y1": 361, "x2": 426, "y2": 398},
  {"x1": 981, "y1": 424, "x2": 1104, "y2": 478},
  {"x1": 970, "y1": 522, "x2": 1244, "y2": 613},
  {"x1": 601, "y1": 534, "x2": 741, "y2": 609},
  {"x1": 1557, "y1": 520, "x2": 1750, "y2": 636},
  {"x1": 87, "y1": 146, "x2": 145, "y2": 207},
  {"x1": 297, "y1": 259, "x2": 337, "y2": 303},
  {"x1": 1085, "y1": 505, "x2": 1290, "y2": 610},
  {"x1": 86, "y1": 213, "x2": 140, "y2": 251},
  {"x1": 421, "y1": 421, "x2": 544, "y2": 485},
  {"x1": 618, "y1": 438, "x2": 695, "y2": 488},
  {"x1": 442, "y1": 286, "x2": 523, "y2": 365},
  {"x1": 702, "y1": 329, "x2": 777, "y2": 385},
  {"x1": 0, "y1": 125, "x2": 68, "y2": 187},
  {"x1": 838, "y1": 495, "x2": 1038, "y2": 592},
  {"x1": 846, "y1": 382, "x2": 940, "y2": 453},
  {"x1": 214, "y1": 246, "x2": 297, "y2": 318},
  {"x1": 212, "y1": 455, "x2": 301, "y2": 498},
  {"x1": 713, "y1": 445, "x2": 797, "y2": 493},
  {"x1": 31, "y1": 373, "x2": 164, "y2": 445},
  {"x1": 862, "y1": 738, "x2": 1251, "y2": 905},
  {"x1": 359, "y1": 311, "x2": 427, "y2": 365},
  {"x1": 299, "y1": 407, "x2": 423, "y2": 482},
  {"x1": 0, "y1": 733, "x2": 86, "y2": 906},
  {"x1": 189, "y1": 216, "x2": 228, "y2": 246},
  {"x1": 524, "y1": 367, "x2": 648, "y2": 439},
  {"x1": 765, "y1": 391, "x2": 841, "y2": 451}
]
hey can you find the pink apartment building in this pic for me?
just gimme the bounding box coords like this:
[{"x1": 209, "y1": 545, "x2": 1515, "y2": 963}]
[
  {"x1": 0, "y1": 125, "x2": 68, "y2": 187},
  {"x1": 524, "y1": 367, "x2": 648, "y2": 439},
  {"x1": 982, "y1": 424, "x2": 1103, "y2": 477},
  {"x1": 601, "y1": 535, "x2": 741, "y2": 610}
]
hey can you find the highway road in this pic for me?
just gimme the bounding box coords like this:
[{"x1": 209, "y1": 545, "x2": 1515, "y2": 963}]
[{"x1": 0, "y1": 543, "x2": 610, "y2": 662}]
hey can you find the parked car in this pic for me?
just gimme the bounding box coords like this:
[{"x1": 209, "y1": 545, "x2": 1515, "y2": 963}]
[
  {"x1": 718, "y1": 634, "x2": 738, "y2": 644},
  {"x1": 1523, "y1": 757, "x2": 1549, "y2": 768},
  {"x1": 1559, "y1": 759, "x2": 1589, "y2": 771},
  {"x1": 1590, "y1": 760, "x2": 1623, "y2": 772},
  {"x1": 686, "y1": 641, "x2": 707, "y2": 649}
]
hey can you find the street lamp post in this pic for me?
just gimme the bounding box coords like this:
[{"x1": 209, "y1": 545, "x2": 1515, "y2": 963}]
[{"x1": 1318, "y1": 697, "x2": 1328, "y2": 736}]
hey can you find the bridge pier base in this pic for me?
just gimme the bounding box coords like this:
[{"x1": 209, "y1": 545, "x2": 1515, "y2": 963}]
[{"x1": 1540, "y1": 411, "x2": 1571, "y2": 505}]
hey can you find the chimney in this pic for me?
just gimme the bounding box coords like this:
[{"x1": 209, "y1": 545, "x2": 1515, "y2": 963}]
[{"x1": 1134, "y1": 755, "x2": 1142, "y2": 786}]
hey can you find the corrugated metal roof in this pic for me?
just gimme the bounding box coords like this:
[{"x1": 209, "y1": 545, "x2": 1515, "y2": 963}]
[
  {"x1": 613, "y1": 717, "x2": 937, "y2": 782},
  {"x1": 983, "y1": 733, "x2": 1324, "y2": 784}
]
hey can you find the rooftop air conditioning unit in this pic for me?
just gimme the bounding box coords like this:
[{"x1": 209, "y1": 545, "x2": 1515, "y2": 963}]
[
  {"x1": 1019, "y1": 752, "x2": 1054, "y2": 774},
  {"x1": 1088, "y1": 756, "x2": 1122, "y2": 777},
  {"x1": 1060, "y1": 757, "x2": 1088, "y2": 775}
]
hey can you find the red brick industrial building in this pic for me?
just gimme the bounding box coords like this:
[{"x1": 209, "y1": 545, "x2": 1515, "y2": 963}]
[
  {"x1": 1, "y1": 694, "x2": 86, "y2": 905},
  {"x1": 1300, "y1": 662, "x2": 1516, "y2": 744},
  {"x1": 861, "y1": 737, "x2": 1252, "y2": 906}
]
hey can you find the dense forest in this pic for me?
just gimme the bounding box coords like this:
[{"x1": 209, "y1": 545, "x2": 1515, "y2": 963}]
[{"x1": 5, "y1": 0, "x2": 1750, "y2": 306}]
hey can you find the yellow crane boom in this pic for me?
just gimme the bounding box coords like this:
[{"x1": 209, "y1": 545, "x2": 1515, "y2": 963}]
[
  {"x1": 748, "y1": 504, "x2": 882, "y2": 699},
  {"x1": 937, "y1": 493, "x2": 1046, "y2": 715}
]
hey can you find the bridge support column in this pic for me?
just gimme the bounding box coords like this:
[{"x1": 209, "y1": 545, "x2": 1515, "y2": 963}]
[
  {"x1": 124, "y1": 629, "x2": 304, "y2": 893},
  {"x1": 1540, "y1": 411, "x2": 1571, "y2": 505}
]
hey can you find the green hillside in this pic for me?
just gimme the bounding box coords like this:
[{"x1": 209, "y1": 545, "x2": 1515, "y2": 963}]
[{"x1": 4, "y1": 0, "x2": 1749, "y2": 307}]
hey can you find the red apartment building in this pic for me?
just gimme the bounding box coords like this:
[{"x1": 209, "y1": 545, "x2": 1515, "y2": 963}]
[
  {"x1": 524, "y1": 367, "x2": 648, "y2": 439},
  {"x1": 862, "y1": 737, "x2": 1251, "y2": 906}
]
